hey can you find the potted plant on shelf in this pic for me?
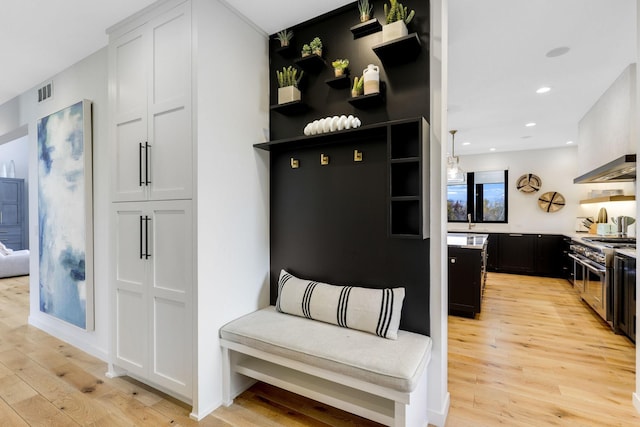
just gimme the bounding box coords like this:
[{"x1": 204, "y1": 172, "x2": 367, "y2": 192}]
[
  {"x1": 276, "y1": 66, "x2": 304, "y2": 104},
  {"x1": 301, "y1": 44, "x2": 311, "y2": 57},
  {"x1": 331, "y1": 59, "x2": 349, "y2": 77},
  {"x1": 275, "y1": 29, "x2": 293, "y2": 47},
  {"x1": 310, "y1": 37, "x2": 323, "y2": 56},
  {"x1": 358, "y1": 0, "x2": 373, "y2": 22},
  {"x1": 382, "y1": 0, "x2": 415, "y2": 42},
  {"x1": 352, "y1": 75, "x2": 364, "y2": 97}
]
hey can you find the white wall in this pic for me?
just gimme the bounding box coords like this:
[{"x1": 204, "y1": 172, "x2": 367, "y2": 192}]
[
  {"x1": 447, "y1": 146, "x2": 637, "y2": 236},
  {"x1": 18, "y1": 48, "x2": 111, "y2": 360},
  {"x1": 428, "y1": 0, "x2": 449, "y2": 425},
  {"x1": 578, "y1": 63, "x2": 637, "y2": 175},
  {"x1": 0, "y1": 135, "x2": 28, "y2": 182},
  {"x1": 192, "y1": 0, "x2": 269, "y2": 417}
]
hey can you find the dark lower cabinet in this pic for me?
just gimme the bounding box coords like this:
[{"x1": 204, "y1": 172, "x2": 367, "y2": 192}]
[
  {"x1": 486, "y1": 233, "x2": 564, "y2": 277},
  {"x1": 534, "y1": 234, "x2": 564, "y2": 277},
  {"x1": 497, "y1": 233, "x2": 536, "y2": 273},
  {"x1": 614, "y1": 254, "x2": 636, "y2": 343},
  {"x1": 449, "y1": 246, "x2": 486, "y2": 318}
]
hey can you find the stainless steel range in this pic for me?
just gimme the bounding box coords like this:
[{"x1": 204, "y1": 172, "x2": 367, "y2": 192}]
[{"x1": 569, "y1": 237, "x2": 636, "y2": 327}]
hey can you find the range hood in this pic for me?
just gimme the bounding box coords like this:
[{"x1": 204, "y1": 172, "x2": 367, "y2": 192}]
[{"x1": 573, "y1": 154, "x2": 636, "y2": 183}]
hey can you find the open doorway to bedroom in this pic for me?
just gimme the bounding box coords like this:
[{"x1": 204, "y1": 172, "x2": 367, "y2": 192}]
[{"x1": 0, "y1": 131, "x2": 30, "y2": 277}]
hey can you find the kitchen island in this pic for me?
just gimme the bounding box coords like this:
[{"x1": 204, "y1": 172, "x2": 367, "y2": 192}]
[{"x1": 448, "y1": 233, "x2": 488, "y2": 318}]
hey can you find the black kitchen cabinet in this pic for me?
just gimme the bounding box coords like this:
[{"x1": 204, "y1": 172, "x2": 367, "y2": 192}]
[
  {"x1": 486, "y1": 233, "x2": 499, "y2": 271},
  {"x1": 614, "y1": 254, "x2": 636, "y2": 343},
  {"x1": 561, "y1": 236, "x2": 573, "y2": 282},
  {"x1": 449, "y1": 245, "x2": 486, "y2": 318},
  {"x1": 485, "y1": 232, "x2": 564, "y2": 277},
  {"x1": 535, "y1": 234, "x2": 564, "y2": 277},
  {"x1": 497, "y1": 233, "x2": 536, "y2": 273}
]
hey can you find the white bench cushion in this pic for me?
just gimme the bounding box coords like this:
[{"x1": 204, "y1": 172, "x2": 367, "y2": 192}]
[{"x1": 220, "y1": 306, "x2": 431, "y2": 393}]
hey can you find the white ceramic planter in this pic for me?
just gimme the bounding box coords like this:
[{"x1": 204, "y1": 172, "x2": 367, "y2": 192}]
[
  {"x1": 382, "y1": 20, "x2": 408, "y2": 43},
  {"x1": 278, "y1": 86, "x2": 301, "y2": 104}
]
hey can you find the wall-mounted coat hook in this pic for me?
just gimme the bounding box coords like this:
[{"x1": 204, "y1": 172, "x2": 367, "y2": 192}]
[
  {"x1": 321, "y1": 154, "x2": 329, "y2": 165},
  {"x1": 354, "y1": 149, "x2": 363, "y2": 162},
  {"x1": 290, "y1": 158, "x2": 299, "y2": 169}
]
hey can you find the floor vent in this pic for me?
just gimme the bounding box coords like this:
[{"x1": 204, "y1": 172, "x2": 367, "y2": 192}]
[{"x1": 38, "y1": 82, "x2": 53, "y2": 103}]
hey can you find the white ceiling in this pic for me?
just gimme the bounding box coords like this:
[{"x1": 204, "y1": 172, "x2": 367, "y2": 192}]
[
  {"x1": 0, "y1": 0, "x2": 636, "y2": 155},
  {"x1": 448, "y1": 0, "x2": 636, "y2": 155}
]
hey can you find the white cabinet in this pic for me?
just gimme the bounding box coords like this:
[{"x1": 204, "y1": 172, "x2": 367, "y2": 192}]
[
  {"x1": 110, "y1": 1, "x2": 192, "y2": 202},
  {"x1": 108, "y1": 0, "x2": 194, "y2": 401},
  {"x1": 112, "y1": 200, "x2": 193, "y2": 398}
]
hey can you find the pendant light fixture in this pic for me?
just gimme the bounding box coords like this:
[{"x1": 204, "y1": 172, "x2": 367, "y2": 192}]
[{"x1": 447, "y1": 129, "x2": 465, "y2": 183}]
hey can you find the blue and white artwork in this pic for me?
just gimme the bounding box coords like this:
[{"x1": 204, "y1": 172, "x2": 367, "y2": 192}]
[{"x1": 38, "y1": 100, "x2": 94, "y2": 330}]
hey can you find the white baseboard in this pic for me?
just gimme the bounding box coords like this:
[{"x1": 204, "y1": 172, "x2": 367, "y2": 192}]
[
  {"x1": 427, "y1": 391, "x2": 450, "y2": 427},
  {"x1": 190, "y1": 402, "x2": 219, "y2": 421},
  {"x1": 28, "y1": 314, "x2": 107, "y2": 361},
  {"x1": 633, "y1": 392, "x2": 640, "y2": 413}
]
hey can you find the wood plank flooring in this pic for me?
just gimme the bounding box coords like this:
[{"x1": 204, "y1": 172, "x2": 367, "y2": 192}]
[
  {"x1": 448, "y1": 272, "x2": 640, "y2": 426},
  {"x1": 1, "y1": 273, "x2": 638, "y2": 426}
]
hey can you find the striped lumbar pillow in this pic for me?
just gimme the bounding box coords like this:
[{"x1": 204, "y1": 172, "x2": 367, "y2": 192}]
[{"x1": 275, "y1": 269, "x2": 405, "y2": 340}]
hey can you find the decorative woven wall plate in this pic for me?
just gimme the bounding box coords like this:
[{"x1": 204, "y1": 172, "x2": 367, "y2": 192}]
[
  {"x1": 516, "y1": 173, "x2": 542, "y2": 193},
  {"x1": 538, "y1": 191, "x2": 565, "y2": 212}
]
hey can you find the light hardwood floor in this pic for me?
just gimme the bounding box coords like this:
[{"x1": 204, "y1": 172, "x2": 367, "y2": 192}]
[
  {"x1": 1, "y1": 274, "x2": 639, "y2": 426},
  {"x1": 448, "y1": 272, "x2": 640, "y2": 426}
]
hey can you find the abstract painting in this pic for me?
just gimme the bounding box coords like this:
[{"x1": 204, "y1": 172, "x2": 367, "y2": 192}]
[{"x1": 38, "y1": 100, "x2": 94, "y2": 330}]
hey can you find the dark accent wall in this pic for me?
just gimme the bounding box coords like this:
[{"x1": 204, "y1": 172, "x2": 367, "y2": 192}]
[
  {"x1": 269, "y1": 0, "x2": 430, "y2": 140},
  {"x1": 266, "y1": 1, "x2": 431, "y2": 336}
]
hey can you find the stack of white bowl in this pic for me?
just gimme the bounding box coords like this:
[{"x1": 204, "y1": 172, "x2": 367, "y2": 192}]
[{"x1": 304, "y1": 115, "x2": 361, "y2": 136}]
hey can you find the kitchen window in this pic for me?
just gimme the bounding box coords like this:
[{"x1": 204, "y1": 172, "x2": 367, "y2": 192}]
[{"x1": 447, "y1": 170, "x2": 508, "y2": 223}]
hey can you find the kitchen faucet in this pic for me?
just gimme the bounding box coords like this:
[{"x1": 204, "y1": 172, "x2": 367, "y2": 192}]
[{"x1": 468, "y1": 213, "x2": 475, "y2": 230}]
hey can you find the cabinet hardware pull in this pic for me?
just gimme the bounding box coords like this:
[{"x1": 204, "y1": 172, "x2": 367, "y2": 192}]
[
  {"x1": 320, "y1": 153, "x2": 329, "y2": 165},
  {"x1": 144, "y1": 215, "x2": 151, "y2": 259},
  {"x1": 145, "y1": 142, "x2": 152, "y2": 185},
  {"x1": 139, "y1": 215, "x2": 144, "y2": 259},
  {"x1": 139, "y1": 143, "x2": 144, "y2": 186},
  {"x1": 509, "y1": 233, "x2": 523, "y2": 237},
  {"x1": 354, "y1": 150, "x2": 363, "y2": 162},
  {"x1": 290, "y1": 158, "x2": 299, "y2": 169}
]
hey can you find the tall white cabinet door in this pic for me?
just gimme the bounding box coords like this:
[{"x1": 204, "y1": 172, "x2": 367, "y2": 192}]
[
  {"x1": 110, "y1": 28, "x2": 149, "y2": 202},
  {"x1": 112, "y1": 204, "x2": 148, "y2": 376},
  {"x1": 147, "y1": 201, "x2": 193, "y2": 397},
  {"x1": 147, "y1": 3, "x2": 192, "y2": 201}
]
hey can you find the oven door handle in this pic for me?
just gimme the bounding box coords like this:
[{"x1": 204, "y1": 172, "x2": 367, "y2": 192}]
[
  {"x1": 568, "y1": 253, "x2": 583, "y2": 262},
  {"x1": 583, "y1": 261, "x2": 606, "y2": 275},
  {"x1": 569, "y1": 253, "x2": 606, "y2": 274}
]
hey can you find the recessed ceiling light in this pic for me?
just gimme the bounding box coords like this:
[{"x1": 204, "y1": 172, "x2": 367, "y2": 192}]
[
  {"x1": 462, "y1": 141, "x2": 470, "y2": 146},
  {"x1": 489, "y1": 148, "x2": 496, "y2": 152},
  {"x1": 525, "y1": 122, "x2": 536, "y2": 127},
  {"x1": 546, "y1": 46, "x2": 570, "y2": 58},
  {"x1": 536, "y1": 86, "x2": 551, "y2": 94},
  {"x1": 566, "y1": 140, "x2": 574, "y2": 145}
]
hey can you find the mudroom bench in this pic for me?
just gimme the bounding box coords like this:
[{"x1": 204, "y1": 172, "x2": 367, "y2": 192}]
[{"x1": 220, "y1": 306, "x2": 432, "y2": 427}]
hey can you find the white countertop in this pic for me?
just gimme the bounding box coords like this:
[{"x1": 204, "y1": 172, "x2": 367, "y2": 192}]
[
  {"x1": 615, "y1": 248, "x2": 637, "y2": 258},
  {"x1": 447, "y1": 233, "x2": 489, "y2": 249}
]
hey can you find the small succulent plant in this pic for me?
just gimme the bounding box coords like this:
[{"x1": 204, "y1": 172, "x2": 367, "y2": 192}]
[
  {"x1": 331, "y1": 59, "x2": 349, "y2": 70},
  {"x1": 352, "y1": 75, "x2": 364, "y2": 96},
  {"x1": 275, "y1": 29, "x2": 293, "y2": 47},
  {"x1": 276, "y1": 66, "x2": 304, "y2": 88},
  {"x1": 358, "y1": 0, "x2": 373, "y2": 21},
  {"x1": 301, "y1": 44, "x2": 312, "y2": 56},
  {"x1": 309, "y1": 37, "x2": 323, "y2": 55},
  {"x1": 384, "y1": 0, "x2": 415, "y2": 24}
]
